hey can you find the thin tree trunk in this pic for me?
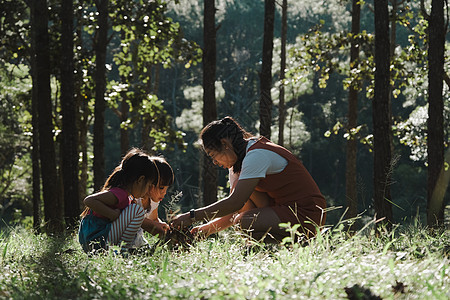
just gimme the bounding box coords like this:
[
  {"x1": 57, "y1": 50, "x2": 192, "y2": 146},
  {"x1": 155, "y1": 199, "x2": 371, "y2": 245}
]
[
  {"x1": 30, "y1": 2, "x2": 41, "y2": 232},
  {"x1": 141, "y1": 65, "x2": 155, "y2": 152},
  {"x1": 259, "y1": 0, "x2": 275, "y2": 138},
  {"x1": 389, "y1": 1, "x2": 397, "y2": 58},
  {"x1": 119, "y1": 31, "x2": 130, "y2": 156},
  {"x1": 345, "y1": 0, "x2": 361, "y2": 223},
  {"x1": 427, "y1": 0, "x2": 445, "y2": 226},
  {"x1": 202, "y1": 0, "x2": 218, "y2": 206},
  {"x1": 93, "y1": 0, "x2": 108, "y2": 191},
  {"x1": 278, "y1": 0, "x2": 287, "y2": 146},
  {"x1": 33, "y1": 0, "x2": 63, "y2": 233},
  {"x1": 79, "y1": 107, "x2": 89, "y2": 201},
  {"x1": 373, "y1": 0, "x2": 393, "y2": 227},
  {"x1": 120, "y1": 99, "x2": 129, "y2": 156},
  {"x1": 141, "y1": 118, "x2": 153, "y2": 151},
  {"x1": 74, "y1": 4, "x2": 88, "y2": 204},
  {"x1": 61, "y1": 0, "x2": 80, "y2": 229}
]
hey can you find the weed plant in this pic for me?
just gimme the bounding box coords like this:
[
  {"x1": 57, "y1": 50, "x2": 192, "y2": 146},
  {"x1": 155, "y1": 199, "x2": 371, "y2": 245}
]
[{"x1": 0, "y1": 221, "x2": 448, "y2": 299}]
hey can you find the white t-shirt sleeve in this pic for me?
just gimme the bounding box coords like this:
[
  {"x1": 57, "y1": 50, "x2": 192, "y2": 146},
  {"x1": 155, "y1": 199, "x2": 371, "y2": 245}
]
[
  {"x1": 239, "y1": 150, "x2": 272, "y2": 179},
  {"x1": 238, "y1": 149, "x2": 288, "y2": 180}
]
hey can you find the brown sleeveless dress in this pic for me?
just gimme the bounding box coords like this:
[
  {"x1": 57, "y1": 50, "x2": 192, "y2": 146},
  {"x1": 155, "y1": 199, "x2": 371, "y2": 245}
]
[{"x1": 248, "y1": 137, "x2": 327, "y2": 237}]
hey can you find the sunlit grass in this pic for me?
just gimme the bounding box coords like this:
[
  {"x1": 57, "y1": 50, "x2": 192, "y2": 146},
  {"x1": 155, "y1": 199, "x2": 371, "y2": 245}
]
[{"x1": 0, "y1": 222, "x2": 448, "y2": 299}]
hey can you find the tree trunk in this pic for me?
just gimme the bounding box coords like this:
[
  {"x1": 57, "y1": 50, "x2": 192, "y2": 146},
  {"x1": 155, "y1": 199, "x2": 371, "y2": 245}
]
[
  {"x1": 427, "y1": 0, "x2": 445, "y2": 226},
  {"x1": 60, "y1": 0, "x2": 80, "y2": 229},
  {"x1": 119, "y1": 31, "x2": 130, "y2": 156},
  {"x1": 74, "y1": 5, "x2": 89, "y2": 203},
  {"x1": 79, "y1": 106, "x2": 89, "y2": 201},
  {"x1": 373, "y1": 0, "x2": 393, "y2": 226},
  {"x1": 259, "y1": 0, "x2": 275, "y2": 138},
  {"x1": 202, "y1": 0, "x2": 218, "y2": 206},
  {"x1": 33, "y1": 0, "x2": 63, "y2": 233},
  {"x1": 141, "y1": 117, "x2": 154, "y2": 152},
  {"x1": 278, "y1": 0, "x2": 287, "y2": 146},
  {"x1": 30, "y1": 2, "x2": 41, "y2": 232},
  {"x1": 93, "y1": 0, "x2": 108, "y2": 191},
  {"x1": 120, "y1": 98, "x2": 130, "y2": 156},
  {"x1": 345, "y1": 0, "x2": 361, "y2": 223}
]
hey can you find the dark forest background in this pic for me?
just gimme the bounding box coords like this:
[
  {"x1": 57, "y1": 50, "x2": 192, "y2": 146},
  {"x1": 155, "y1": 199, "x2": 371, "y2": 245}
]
[{"x1": 0, "y1": 0, "x2": 449, "y2": 233}]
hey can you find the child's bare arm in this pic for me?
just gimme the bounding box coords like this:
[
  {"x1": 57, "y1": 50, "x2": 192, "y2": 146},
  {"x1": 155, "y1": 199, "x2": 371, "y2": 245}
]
[
  {"x1": 83, "y1": 191, "x2": 120, "y2": 221},
  {"x1": 191, "y1": 198, "x2": 257, "y2": 237},
  {"x1": 141, "y1": 218, "x2": 169, "y2": 236},
  {"x1": 191, "y1": 214, "x2": 234, "y2": 237}
]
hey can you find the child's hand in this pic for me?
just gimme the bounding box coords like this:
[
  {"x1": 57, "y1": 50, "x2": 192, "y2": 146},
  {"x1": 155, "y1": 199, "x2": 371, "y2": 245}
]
[
  {"x1": 171, "y1": 212, "x2": 192, "y2": 229},
  {"x1": 158, "y1": 222, "x2": 170, "y2": 233},
  {"x1": 191, "y1": 224, "x2": 210, "y2": 239}
]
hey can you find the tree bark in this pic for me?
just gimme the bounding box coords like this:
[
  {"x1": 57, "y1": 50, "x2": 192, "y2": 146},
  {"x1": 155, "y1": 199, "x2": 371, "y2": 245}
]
[
  {"x1": 202, "y1": 0, "x2": 218, "y2": 206},
  {"x1": 427, "y1": 0, "x2": 445, "y2": 226},
  {"x1": 74, "y1": 4, "x2": 89, "y2": 203},
  {"x1": 33, "y1": 0, "x2": 63, "y2": 233},
  {"x1": 259, "y1": 0, "x2": 275, "y2": 138},
  {"x1": 79, "y1": 105, "x2": 90, "y2": 201},
  {"x1": 278, "y1": 0, "x2": 287, "y2": 146},
  {"x1": 61, "y1": 0, "x2": 80, "y2": 229},
  {"x1": 120, "y1": 99, "x2": 130, "y2": 156},
  {"x1": 345, "y1": 0, "x2": 361, "y2": 223},
  {"x1": 373, "y1": 0, "x2": 393, "y2": 226},
  {"x1": 93, "y1": 0, "x2": 108, "y2": 191},
  {"x1": 118, "y1": 31, "x2": 130, "y2": 156},
  {"x1": 30, "y1": 2, "x2": 41, "y2": 232}
]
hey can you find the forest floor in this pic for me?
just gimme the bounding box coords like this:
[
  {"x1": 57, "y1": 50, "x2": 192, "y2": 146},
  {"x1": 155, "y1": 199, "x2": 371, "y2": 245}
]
[{"x1": 0, "y1": 220, "x2": 448, "y2": 299}]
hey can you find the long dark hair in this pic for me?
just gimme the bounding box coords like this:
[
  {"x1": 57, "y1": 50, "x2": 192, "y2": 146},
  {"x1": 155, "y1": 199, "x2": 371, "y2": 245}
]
[
  {"x1": 102, "y1": 148, "x2": 159, "y2": 191},
  {"x1": 151, "y1": 156, "x2": 174, "y2": 187},
  {"x1": 81, "y1": 148, "x2": 158, "y2": 218},
  {"x1": 199, "y1": 116, "x2": 254, "y2": 173}
]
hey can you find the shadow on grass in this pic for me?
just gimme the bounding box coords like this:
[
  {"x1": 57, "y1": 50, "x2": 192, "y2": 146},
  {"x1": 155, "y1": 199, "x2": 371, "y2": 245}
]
[{"x1": 5, "y1": 228, "x2": 88, "y2": 299}]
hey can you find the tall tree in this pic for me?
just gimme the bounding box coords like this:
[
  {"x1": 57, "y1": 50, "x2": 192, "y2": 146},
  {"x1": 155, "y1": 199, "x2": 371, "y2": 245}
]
[
  {"x1": 373, "y1": 0, "x2": 393, "y2": 226},
  {"x1": 93, "y1": 0, "x2": 108, "y2": 191},
  {"x1": 33, "y1": 0, "x2": 63, "y2": 233},
  {"x1": 278, "y1": 0, "x2": 287, "y2": 146},
  {"x1": 60, "y1": 0, "x2": 80, "y2": 228},
  {"x1": 74, "y1": 2, "x2": 95, "y2": 202},
  {"x1": 426, "y1": 0, "x2": 446, "y2": 226},
  {"x1": 29, "y1": 1, "x2": 41, "y2": 232},
  {"x1": 119, "y1": 31, "x2": 130, "y2": 156},
  {"x1": 259, "y1": 0, "x2": 275, "y2": 138},
  {"x1": 119, "y1": 94, "x2": 130, "y2": 156},
  {"x1": 202, "y1": 0, "x2": 218, "y2": 206},
  {"x1": 345, "y1": 0, "x2": 361, "y2": 223}
]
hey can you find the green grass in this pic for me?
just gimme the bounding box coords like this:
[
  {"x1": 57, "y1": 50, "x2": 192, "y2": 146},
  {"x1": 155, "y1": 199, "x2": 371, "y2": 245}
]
[{"x1": 0, "y1": 223, "x2": 448, "y2": 299}]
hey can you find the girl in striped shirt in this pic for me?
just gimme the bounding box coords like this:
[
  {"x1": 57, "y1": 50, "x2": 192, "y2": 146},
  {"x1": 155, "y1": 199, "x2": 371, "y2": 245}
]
[{"x1": 79, "y1": 148, "x2": 158, "y2": 254}]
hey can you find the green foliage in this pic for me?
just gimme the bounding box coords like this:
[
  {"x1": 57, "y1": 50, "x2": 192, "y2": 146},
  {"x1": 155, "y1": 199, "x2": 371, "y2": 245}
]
[
  {"x1": 291, "y1": 1, "x2": 449, "y2": 161},
  {"x1": 0, "y1": 223, "x2": 448, "y2": 299},
  {"x1": 0, "y1": 63, "x2": 32, "y2": 222},
  {"x1": 107, "y1": 0, "x2": 202, "y2": 151},
  {"x1": 0, "y1": 0, "x2": 30, "y2": 65}
]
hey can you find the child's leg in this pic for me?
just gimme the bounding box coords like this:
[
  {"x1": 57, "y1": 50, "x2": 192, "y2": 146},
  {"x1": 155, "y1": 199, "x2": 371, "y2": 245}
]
[{"x1": 108, "y1": 203, "x2": 145, "y2": 249}]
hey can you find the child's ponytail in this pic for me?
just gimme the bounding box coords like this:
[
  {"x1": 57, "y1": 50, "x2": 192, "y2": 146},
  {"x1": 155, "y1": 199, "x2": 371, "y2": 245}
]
[
  {"x1": 106, "y1": 148, "x2": 158, "y2": 190},
  {"x1": 102, "y1": 166, "x2": 125, "y2": 191}
]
